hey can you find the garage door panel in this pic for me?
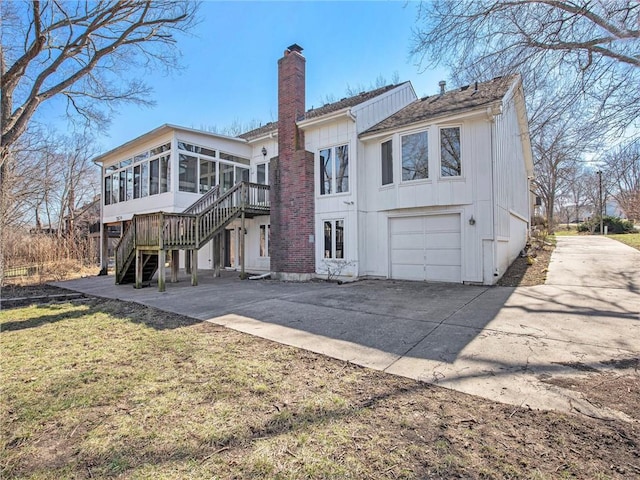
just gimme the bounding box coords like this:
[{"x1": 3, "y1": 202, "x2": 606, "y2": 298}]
[
  {"x1": 426, "y1": 266, "x2": 461, "y2": 283},
  {"x1": 424, "y1": 249, "x2": 461, "y2": 266},
  {"x1": 391, "y1": 217, "x2": 423, "y2": 233},
  {"x1": 391, "y1": 249, "x2": 423, "y2": 264},
  {"x1": 391, "y1": 264, "x2": 425, "y2": 281},
  {"x1": 391, "y1": 232, "x2": 424, "y2": 250},
  {"x1": 425, "y1": 215, "x2": 460, "y2": 231},
  {"x1": 425, "y1": 232, "x2": 461, "y2": 249},
  {"x1": 390, "y1": 214, "x2": 461, "y2": 283}
]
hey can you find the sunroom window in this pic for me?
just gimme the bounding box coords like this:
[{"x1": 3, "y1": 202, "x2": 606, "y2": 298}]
[
  {"x1": 402, "y1": 131, "x2": 429, "y2": 181},
  {"x1": 179, "y1": 154, "x2": 198, "y2": 193}
]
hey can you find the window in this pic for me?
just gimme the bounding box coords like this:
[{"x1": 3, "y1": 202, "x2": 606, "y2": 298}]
[
  {"x1": 440, "y1": 127, "x2": 461, "y2": 177},
  {"x1": 112, "y1": 175, "x2": 119, "y2": 204},
  {"x1": 402, "y1": 131, "x2": 429, "y2": 181},
  {"x1": 220, "y1": 151, "x2": 249, "y2": 165},
  {"x1": 141, "y1": 162, "x2": 149, "y2": 197},
  {"x1": 103, "y1": 143, "x2": 171, "y2": 206},
  {"x1": 126, "y1": 167, "x2": 133, "y2": 200},
  {"x1": 257, "y1": 163, "x2": 267, "y2": 185},
  {"x1": 259, "y1": 224, "x2": 270, "y2": 257},
  {"x1": 323, "y1": 219, "x2": 344, "y2": 259},
  {"x1": 150, "y1": 158, "x2": 159, "y2": 195},
  {"x1": 159, "y1": 155, "x2": 170, "y2": 193},
  {"x1": 133, "y1": 165, "x2": 141, "y2": 199},
  {"x1": 381, "y1": 139, "x2": 393, "y2": 185},
  {"x1": 104, "y1": 177, "x2": 112, "y2": 205},
  {"x1": 199, "y1": 159, "x2": 216, "y2": 193},
  {"x1": 178, "y1": 141, "x2": 216, "y2": 158},
  {"x1": 179, "y1": 154, "x2": 198, "y2": 193},
  {"x1": 237, "y1": 166, "x2": 249, "y2": 183},
  {"x1": 220, "y1": 163, "x2": 234, "y2": 191},
  {"x1": 119, "y1": 170, "x2": 127, "y2": 202},
  {"x1": 319, "y1": 144, "x2": 349, "y2": 195},
  {"x1": 320, "y1": 148, "x2": 332, "y2": 194}
]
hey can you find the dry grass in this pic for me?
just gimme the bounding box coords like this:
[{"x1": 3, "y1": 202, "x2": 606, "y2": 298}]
[{"x1": 2, "y1": 292, "x2": 639, "y2": 479}]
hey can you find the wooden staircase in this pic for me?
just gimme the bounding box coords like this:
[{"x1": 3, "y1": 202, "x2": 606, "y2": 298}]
[{"x1": 115, "y1": 181, "x2": 269, "y2": 289}]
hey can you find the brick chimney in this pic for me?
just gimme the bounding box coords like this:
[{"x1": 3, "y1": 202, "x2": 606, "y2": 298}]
[{"x1": 270, "y1": 44, "x2": 316, "y2": 280}]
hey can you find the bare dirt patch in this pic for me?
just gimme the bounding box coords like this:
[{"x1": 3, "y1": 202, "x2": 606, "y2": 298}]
[
  {"x1": 541, "y1": 358, "x2": 640, "y2": 421},
  {"x1": 2, "y1": 287, "x2": 639, "y2": 479},
  {"x1": 498, "y1": 242, "x2": 554, "y2": 287}
]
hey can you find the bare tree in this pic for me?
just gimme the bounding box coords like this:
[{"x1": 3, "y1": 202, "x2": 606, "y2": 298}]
[
  {"x1": 0, "y1": 0, "x2": 198, "y2": 168},
  {"x1": 410, "y1": 0, "x2": 638, "y2": 227},
  {"x1": 602, "y1": 139, "x2": 640, "y2": 222},
  {"x1": 411, "y1": 0, "x2": 639, "y2": 137}
]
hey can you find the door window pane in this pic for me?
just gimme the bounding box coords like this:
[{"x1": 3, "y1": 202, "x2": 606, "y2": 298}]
[
  {"x1": 119, "y1": 171, "x2": 126, "y2": 202},
  {"x1": 324, "y1": 221, "x2": 333, "y2": 258}
]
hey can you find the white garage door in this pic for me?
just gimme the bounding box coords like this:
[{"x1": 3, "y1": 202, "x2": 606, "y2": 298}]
[{"x1": 390, "y1": 214, "x2": 461, "y2": 283}]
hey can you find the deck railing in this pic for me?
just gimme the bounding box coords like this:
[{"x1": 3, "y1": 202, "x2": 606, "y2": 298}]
[
  {"x1": 182, "y1": 185, "x2": 220, "y2": 215},
  {"x1": 114, "y1": 181, "x2": 270, "y2": 282}
]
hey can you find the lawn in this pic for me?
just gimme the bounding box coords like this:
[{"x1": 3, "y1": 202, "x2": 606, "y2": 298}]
[
  {"x1": 607, "y1": 232, "x2": 640, "y2": 251},
  {"x1": 2, "y1": 290, "x2": 639, "y2": 479}
]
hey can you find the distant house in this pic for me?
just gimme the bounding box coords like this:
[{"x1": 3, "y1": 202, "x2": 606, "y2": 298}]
[{"x1": 94, "y1": 44, "x2": 533, "y2": 288}]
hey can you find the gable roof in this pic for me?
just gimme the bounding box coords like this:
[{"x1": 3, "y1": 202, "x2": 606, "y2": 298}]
[
  {"x1": 361, "y1": 75, "x2": 519, "y2": 137},
  {"x1": 238, "y1": 83, "x2": 406, "y2": 141}
]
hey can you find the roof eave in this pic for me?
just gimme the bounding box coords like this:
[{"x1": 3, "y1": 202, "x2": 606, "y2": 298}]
[
  {"x1": 359, "y1": 101, "x2": 503, "y2": 141},
  {"x1": 297, "y1": 107, "x2": 353, "y2": 130},
  {"x1": 92, "y1": 124, "x2": 249, "y2": 164}
]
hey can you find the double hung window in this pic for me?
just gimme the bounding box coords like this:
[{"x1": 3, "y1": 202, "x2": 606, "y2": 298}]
[{"x1": 320, "y1": 145, "x2": 349, "y2": 195}]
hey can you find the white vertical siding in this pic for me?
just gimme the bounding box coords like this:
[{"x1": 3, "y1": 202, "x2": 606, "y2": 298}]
[{"x1": 352, "y1": 83, "x2": 417, "y2": 134}]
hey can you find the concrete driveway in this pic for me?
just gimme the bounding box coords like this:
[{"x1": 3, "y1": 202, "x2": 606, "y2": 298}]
[{"x1": 56, "y1": 235, "x2": 640, "y2": 419}]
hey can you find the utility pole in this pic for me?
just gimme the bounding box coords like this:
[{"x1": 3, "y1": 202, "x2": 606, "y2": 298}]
[{"x1": 597, "y1": 170, "x2": 603, "y2": 235}]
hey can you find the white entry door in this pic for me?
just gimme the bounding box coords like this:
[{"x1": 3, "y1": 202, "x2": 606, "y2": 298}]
[{"x1": 390, "y1": 214, "x2": 462, "y2": 282}]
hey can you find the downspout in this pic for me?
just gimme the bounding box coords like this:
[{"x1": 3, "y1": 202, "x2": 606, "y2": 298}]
[
  {"x1": 347, "y1": 108, "x2": 359, "y2": 278},
  {"x1": 488, "y1": 107, "x2": 499, "y2": 279}
]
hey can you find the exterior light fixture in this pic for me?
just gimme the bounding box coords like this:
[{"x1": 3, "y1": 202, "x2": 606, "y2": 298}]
[
  {"x1": 469, "y1": 215, "x2": 476, "y2": 225},
  {"x1": 261, "y1": 146, "x2": 267, "y2": 157}
]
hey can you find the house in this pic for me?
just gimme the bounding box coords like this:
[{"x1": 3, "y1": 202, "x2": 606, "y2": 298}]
[{"x1": 94, "y1": 44, "x2": 533, "y2": 289}]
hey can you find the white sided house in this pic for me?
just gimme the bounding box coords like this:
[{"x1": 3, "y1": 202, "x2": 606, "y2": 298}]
[{"x1": 95, "y1": 44, "x2": 533, "y2": 289}]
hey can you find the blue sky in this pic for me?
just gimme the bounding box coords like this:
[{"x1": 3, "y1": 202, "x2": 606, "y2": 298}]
[{"x1": 43, "y1": 1, "x2": 449, "y2": 153}]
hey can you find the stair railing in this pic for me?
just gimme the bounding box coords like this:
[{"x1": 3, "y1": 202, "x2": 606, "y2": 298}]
[{"x1": 182, "y1": 185, "x2": 220, "y2": 215}]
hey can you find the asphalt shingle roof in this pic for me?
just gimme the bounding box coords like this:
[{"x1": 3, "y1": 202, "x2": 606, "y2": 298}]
[
  {"x1": 238, "y1": 83, "x2": 405, "y2": 141},
  {"x1": 361, "y1": 75, "x2": 518, "y2": 137}
]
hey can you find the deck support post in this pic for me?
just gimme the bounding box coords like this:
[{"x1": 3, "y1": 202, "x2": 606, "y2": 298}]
[
  {"x1": 135, "y1": 249, "x2": 142, "y2": 289},
  {"x1": 185, "y1": 251, "x2": 192, "y2": 274},
  {"x1": 191, "y1": 250, "x2": 198, "y2": 286},
  {"x1": 158, "y1": 249, "x2": 166, "y2": 292},
  {"x1": 171, "y1": 249, "x2": 179, "y2": 283},
  {"x1": 100, "y1": 223, "x2": 109, "y2": 274},
  {"x1": 213, "y1": 233, "x2": 221, "y2": 278},
  {"x1": 240, "y1": 209, "x2": 246, "y2": 279}
]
